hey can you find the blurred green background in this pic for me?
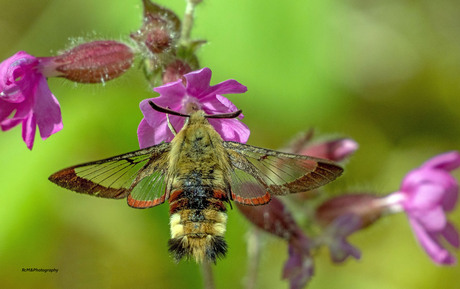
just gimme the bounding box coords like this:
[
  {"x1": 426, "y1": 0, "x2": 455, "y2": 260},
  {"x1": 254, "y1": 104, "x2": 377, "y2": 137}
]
[{"x1": 1, "y1": 0, "x2": 460, "y2": 288}]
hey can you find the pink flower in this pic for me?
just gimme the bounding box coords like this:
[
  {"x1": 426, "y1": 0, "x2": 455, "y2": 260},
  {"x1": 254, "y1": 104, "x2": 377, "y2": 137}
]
[
  {"x1": 137, "y1": 67, "x2": 249, "y2": 148},
  {"x1": 0, "y1": 51, "x2": 62, "y2": 150},
  {"x1": 383, "y1": 151, "x2": 460, "y2": 265}
]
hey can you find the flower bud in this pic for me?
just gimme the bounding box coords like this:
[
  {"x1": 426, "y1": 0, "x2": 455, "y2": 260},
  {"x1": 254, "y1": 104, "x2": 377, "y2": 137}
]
[
  {"x1": 41, "y1": 41, "x2": 134, "y2": 83},
  {"x1": 162, "y1": 59, "x2": 192, "y2": 84},
  {"x1": 300, "y1": 138, "x2": 358, "y2": 162},
  {"x1": 315, "y1": 194, "x2": 383, "y2": 229},
  {"x1": 131, "y1": 0, "x2": 181, "y2": 54},
  {"x1": 282, "y1": 130, "x2": 358, "y2": 162},
  {"x1": 237, "y1": 195, "x2": 302, "y2": 241}
]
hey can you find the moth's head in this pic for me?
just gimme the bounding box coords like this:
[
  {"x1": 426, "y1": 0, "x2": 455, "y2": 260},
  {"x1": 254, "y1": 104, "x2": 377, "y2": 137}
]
[{"x1": 148, "y1": 101, "x2": 242, "y2": 121}]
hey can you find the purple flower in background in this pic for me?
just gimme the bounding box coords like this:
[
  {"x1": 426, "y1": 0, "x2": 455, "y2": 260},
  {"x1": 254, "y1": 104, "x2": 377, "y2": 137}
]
[
  {"x1": 237, "y1": 196, "x2": 314, "y2": 289},
  {"x1": 137, "y1": 67, "x2": 249, "y2": 148},
  {"x1": 315, "y1": 194, "x2": 383, "y2": 264},
  {"x1": 0, "y1": 51, "x2": 62, "y2": 150},
  {"x1": 383, "y1": 151, "x2": 460, "y2": 265},
  {"x1": 317, "y1": 214, "x2": 362, "y2": 263}
]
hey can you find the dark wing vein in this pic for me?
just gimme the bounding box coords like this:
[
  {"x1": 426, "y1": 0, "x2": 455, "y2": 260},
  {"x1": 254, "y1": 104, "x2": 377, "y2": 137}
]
[
  {"x1": 223, "y1": 141, "x2": 343, "y2": 197},
  {"x1": 49, "y1": 142, "x2": 171, "y2": 199}
]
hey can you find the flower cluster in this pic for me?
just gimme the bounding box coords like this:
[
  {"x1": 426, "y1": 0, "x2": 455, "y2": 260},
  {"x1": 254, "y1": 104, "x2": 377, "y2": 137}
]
[
  {"x1": 238, "y1": 138, "x2": 459, "y2": 288},
  {"x1": 0, "y1": 0, "x2": 202, "y2": 149}
]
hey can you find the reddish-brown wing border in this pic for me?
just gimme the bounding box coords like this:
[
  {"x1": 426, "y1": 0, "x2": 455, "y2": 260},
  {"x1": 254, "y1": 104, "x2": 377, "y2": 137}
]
[{"x1": 49, "y1": 142, "x2": 170, "y2": 200}]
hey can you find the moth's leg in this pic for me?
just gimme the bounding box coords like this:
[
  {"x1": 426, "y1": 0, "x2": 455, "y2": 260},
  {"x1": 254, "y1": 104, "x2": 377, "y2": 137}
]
[{"x1": 166, "y1": 113, "x2": 177, "y2": 136}]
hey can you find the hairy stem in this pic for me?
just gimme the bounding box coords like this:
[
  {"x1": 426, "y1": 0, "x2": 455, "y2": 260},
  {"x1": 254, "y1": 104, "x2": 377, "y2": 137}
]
[
  {"x1": 201, "y1": 260, "x2": 216, "y2": 289},
  {"x1": 181, "y1": 0, "x2": 202, "y2": 43}
]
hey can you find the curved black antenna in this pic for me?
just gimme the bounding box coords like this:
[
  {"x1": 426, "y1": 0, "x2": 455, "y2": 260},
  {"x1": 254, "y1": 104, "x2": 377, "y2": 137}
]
[
  {"x1": 205, "y1": 110, "x2": 242, "y2": 119},
  {"x1": 149, "y1": 100, "x2": 243, "y2": 119},
  {"x1": 148, "y1": 101, "x2": 190, "y2": 117}
]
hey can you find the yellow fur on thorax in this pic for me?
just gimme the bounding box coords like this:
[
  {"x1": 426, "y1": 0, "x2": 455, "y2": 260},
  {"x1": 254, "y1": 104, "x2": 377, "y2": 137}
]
[{"x1": 166, "y1": 111, "x2": 232, "y2": 191}]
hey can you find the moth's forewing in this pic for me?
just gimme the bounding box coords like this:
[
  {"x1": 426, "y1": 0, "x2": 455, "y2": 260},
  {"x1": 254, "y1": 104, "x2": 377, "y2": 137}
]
[
  {"x1": 49, "y1": 142, "x2": 171, "y2": 206},
  {"x1": 223, "y1": 141, "x2": 343, "y2": 203}
]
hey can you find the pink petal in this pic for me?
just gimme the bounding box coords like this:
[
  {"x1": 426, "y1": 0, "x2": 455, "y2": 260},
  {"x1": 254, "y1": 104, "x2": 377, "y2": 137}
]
[
  {"x1": 441, "y1": 180, "x2": 458, "y2": 212},
  {"x1": 22, "y1": 112, "x2": 36, "y2": 150},
  {"x1": 153, "y1": 79, "x2": 186, "y2": 100},
  {"x1": 137, "y1": 115, "x2": 183, "y2": 148},
  {"x1": 401, "y1": 169, "x2": 456, "y2": 195},
  {"x1": 203, "y1": 79, "x2": 247, "y2": 97},
  {"x1": 140, "y1": 98, "x2": 183, "y2": 128},
  {"x1": 216, "y1": 94, "x2": 244, "y2": 119},
  {"x1": 442, "y1": 222, "x2": 460, "y2": 248},
  {"x1": 201, "y1": 94, "x2": 237, "y2": 113},
  {"x1": 411, "y1": 206, "x2": 446, "y2": 232},
  {"x1": 406, "y1": 183, "x2": 445, "y2": 210},
  {"x1": 0, "y1": 51, "x2": 37, "y2": 103},
  {"x1": 138, "y1": 118, "x2": 161, "y2": 148},
  {"x1": 409, "y1": 217, "x2": 456, "y2": 265},
  {"x1": 0, "y1": 98, "x2": 16, "y2": 121},
  {"x1": 34, "y1": 77, "x2": 62, "y2": 139},
  {"x1": 184, "y1": 67, "x2": 212, "y2": 97},
  {"x1": 1, "y1": 117, "x2": 22, "y2": 131},
  {"x1": 201, "y1": 94, "x2": 245, "y2": 119},
  {"x1": 422, "y1": 151, "x2": 460, "y2": 171},
  {"x1": 1, "y1": 94, "x2": 33, "y2": 131},
  {"x1": 401, "y1": 169, "x2": 458, "y2": 212},
  {"x1": 208, "y1": 118, "x2": 250, "y2": 143}
]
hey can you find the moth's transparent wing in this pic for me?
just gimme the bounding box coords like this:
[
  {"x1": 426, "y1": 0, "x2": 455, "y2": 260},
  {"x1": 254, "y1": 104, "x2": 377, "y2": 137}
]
[
  {"x1": 223, "y1": 141, "x2": 343, "y2": 205},
  {"x1": 49, "y1": 142, "x2": 171, "y2": 208}
]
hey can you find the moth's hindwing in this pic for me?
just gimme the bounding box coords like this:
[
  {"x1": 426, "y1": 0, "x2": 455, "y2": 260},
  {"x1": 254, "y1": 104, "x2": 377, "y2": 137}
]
[
  {"x1": 223, "y1": 141, "x2": 343, "y2": 205},
  {"x1": 49, "y1": 142, "x2": 171, "y2": 207}
]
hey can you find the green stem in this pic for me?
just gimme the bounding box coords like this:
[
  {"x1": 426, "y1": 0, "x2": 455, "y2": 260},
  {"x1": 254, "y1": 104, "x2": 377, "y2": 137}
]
[{"x1": 245, "y1": 229, "x2": 262, "y2": 289}]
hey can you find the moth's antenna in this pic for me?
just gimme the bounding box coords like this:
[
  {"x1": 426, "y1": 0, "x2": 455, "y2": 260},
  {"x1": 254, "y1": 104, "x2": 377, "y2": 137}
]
[
  {"x1": 149, "y1": 100, "x2": 243, "y2": 119},
  {"x1": 148, "y1": 101, "x2": 190, "y2": 118},
  {"x1": 205, "y1": 110, "x2": 242, "y2": 119}
]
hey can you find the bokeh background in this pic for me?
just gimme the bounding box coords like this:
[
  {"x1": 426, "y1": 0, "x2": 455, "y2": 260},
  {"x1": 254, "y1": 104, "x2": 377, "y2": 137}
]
[{"x1": 1, "y1": 0, "x2": 460, "y2": 288}]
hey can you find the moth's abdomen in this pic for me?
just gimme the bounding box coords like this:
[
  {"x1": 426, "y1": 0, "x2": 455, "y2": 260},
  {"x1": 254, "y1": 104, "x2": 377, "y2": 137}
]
[{"x1": 168, "y1": 188, "x2": 229, "y2": 263}]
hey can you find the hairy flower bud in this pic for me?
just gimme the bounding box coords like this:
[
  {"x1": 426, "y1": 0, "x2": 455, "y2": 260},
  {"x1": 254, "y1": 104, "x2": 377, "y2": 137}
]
[
  {"x1": 41, "y1": 41, "x2": 134, "y2": 83},
  {"x1": 131, "y1": 0, "x2": 181, "y2": 54}
]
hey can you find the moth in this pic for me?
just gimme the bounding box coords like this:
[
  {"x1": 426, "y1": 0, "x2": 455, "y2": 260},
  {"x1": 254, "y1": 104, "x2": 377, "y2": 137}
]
[{"x1": 49, "y1": 101, "x2": 343, "y2": 263}]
